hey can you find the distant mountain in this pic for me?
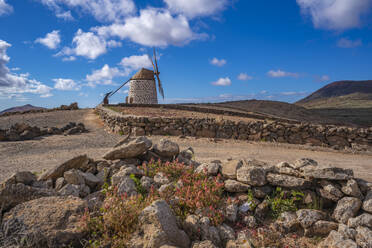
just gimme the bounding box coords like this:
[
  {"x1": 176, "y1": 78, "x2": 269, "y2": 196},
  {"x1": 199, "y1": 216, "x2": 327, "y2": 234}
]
[
  {"x1": 0, "y1": 104, "x2": 45, "y2": 115},
  {"x1": 296, "y1": 80, "x2": 372, "y2": 109}
]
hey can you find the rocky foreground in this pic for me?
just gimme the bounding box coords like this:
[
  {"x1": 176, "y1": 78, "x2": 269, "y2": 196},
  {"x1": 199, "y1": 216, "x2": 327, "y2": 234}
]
[{"x1": 0, "y1": 136, "x2": 371, "y2": 248}]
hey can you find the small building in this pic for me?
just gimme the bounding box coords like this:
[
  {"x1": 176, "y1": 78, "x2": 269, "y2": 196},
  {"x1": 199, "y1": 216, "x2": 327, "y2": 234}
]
[{"x1": 127, "y1": 68, "x2": 158, "y2": 104}]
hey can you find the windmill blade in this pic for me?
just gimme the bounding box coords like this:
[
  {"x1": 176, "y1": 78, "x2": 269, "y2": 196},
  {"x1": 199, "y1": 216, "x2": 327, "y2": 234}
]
[
  {"x1": 147, "y1": 53, "x2": 156, "y2": 73},
  {"x1": 153, "y1": 48, "x2": 159, "y2": 74},
  {"x1": 156, "y1": 73, "x2": 164, "y2": 99}
]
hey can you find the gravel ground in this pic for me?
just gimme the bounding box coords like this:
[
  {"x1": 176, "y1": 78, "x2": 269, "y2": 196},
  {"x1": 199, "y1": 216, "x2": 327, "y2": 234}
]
[{"x1": 0, "y1": 109, "x2": 371, "y2": 182}]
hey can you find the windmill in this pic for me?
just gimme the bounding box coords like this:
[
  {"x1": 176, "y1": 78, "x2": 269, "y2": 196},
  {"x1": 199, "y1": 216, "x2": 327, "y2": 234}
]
[{"x1": 102, "y1": 48, "x2": 164, "y2": 105}]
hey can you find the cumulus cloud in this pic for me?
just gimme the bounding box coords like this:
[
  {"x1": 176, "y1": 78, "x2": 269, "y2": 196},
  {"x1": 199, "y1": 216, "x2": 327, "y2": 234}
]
[
  {"x1": 55, "y1": 10, "x2": 74, "y2": 21},
  {"x1": 35, "y1": 30, "x2": 61, "y2": 49},
  {"x1": 119, "y1": 54, "x2": 152, "y2": 71},
  {"x1": 0, "y1": 0, "x2": 12, "y2": 16},
  {"x1": 85, "y1": 64, "x2": 125, "y2": 86},
  {"x1": 337, "y1": 37, "x2": 362, "y2": 48},
  {"x1": 85, "y1": 54, "x2": 152, "y2": 87},
  {"x1": 53, "y1": 78, "x2": 80, "y2": 90},
  {"x1": 210, "y1": 57, "x2": 226, "y2": 67},
  {"x1": 93, "y1": 8, "x2": 204, "y2": 47},
  {"x1": 164, "y1": 0, "x2": 227, "y2": 18},
  {"x1": 211, "y1": 77, "x2": 231, "y2": 86},
  {"x1": 267, "y1": 70, "x2": 299, "y2": 78},
  {"x1": 237, "y1": 73, "x2": 253, "y2": 81},
  {"x1": 297, "y1": 0, "x2": 372, "y2": 30},
  {"x1": 0, "y1": 40, "x2": 52, "y2": 97},
  {"x1": 57, "y1": 29, "x2": 107, "y2": 59},
  {"x1": 37, "y1": 0, "x2": 136, "y2": 22}
]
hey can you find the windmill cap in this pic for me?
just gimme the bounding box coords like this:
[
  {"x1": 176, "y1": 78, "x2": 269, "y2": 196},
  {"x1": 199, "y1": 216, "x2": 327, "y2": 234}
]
[{"x1": 131, "y1": 68, "x2": 155, "y2": 80}]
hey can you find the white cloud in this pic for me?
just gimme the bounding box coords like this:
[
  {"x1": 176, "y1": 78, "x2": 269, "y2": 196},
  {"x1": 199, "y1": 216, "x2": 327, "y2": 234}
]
[
  {"x1": 93, "y1": 8, "x2": 203, "y2": 47},
  {"x1": 164, "y1": 0, "x2": 227, "y2": 18},
  {"x1": 119, "y1": 54, "x2": 152, "y2": 71},
  {"x1": 211, "y1": 77, "x2": 231, "y2": 86},
  {"x1": 0, "y1": 40, "x2": 53, "y2": 97},
  {"x1": 267, "y1": 69, "x2": 299, "y2": 78},
  {"x1": 62, "y1": 56, "x2": 76, "y2": 61},
  {"x1": 337, "y1": 37, "x2": 362, "y2": 48},
  {"x1": 85, "y1": 54, "x2": 152, "y2": 87},
  {"x1": 0, "y1": 0, "x2": 12, "y2": 16},
  {"x1": 35, "y1": 30, "x2": 61, "y2": 49},
  {"x1": 210, "y1": 57, "x2": 226, "y2": 67},
  {"x1": 53, "y1": 78, "x2": 80, "y2": 90},
  {"x1": 58, "y1": 29, "x2": 107, "y2": 59},
  {"x1": 297, "y1": 0, "x2": 372, "y2": 30},
  {"x1": 86, "y1": 64, "x2": 125, "y2": 86},
  {"x1": 56, "y1": 10, "x2": 74, "y2": 21},
  {"x1": 237, "y1": 73, "x2": 253, "y2": 81},
  {"x1": 37, "y1": 0, "x2": 136, "y2": 22}
]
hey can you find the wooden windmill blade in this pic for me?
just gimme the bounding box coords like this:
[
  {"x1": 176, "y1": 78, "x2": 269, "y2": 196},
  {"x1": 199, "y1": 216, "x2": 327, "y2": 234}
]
[{"x1": 153, "y1": 48, "x2": 164, "y2": 99}]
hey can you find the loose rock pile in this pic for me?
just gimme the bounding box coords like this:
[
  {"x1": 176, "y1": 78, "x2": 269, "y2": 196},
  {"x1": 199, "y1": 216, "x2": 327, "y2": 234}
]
[
  {"x1": 0, "y1": 122, "x2": 87, "y2": 141},
  {"x1": 97, "y1": 106, "x2": 372, "y2": 151},
  {"x1": 0, "y1": 137, "x2": 371, "y2": 248}
]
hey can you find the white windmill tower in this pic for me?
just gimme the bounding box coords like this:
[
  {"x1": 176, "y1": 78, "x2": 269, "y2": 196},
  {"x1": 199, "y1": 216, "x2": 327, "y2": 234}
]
[
  {"x1": 127, "y1": 49, "x2": 164, "y2": 104},
  {"x1": 102, "y1": 49, "x2": 164, "y2": 105}
]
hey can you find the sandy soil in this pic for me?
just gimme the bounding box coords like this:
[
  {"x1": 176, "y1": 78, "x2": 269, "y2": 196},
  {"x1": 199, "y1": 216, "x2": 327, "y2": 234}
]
[{"x1": 0, "y1": 109, "x2": 371, "y2": 182}]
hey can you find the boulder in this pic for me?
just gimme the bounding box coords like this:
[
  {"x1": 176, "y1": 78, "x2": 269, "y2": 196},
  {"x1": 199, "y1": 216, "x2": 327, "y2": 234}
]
[
  {"x1": 340, "y1": 179, "x2": 363, "y2": 199},
  {"x1": 183, "y1": 215, "x2": 200, "y2": 240},
  {"x1": 130, "y1": 200, "x2": 190, "y2": 248},
  {"x1": 58, "y1": 184, "x2": 90, "y2": 198},
  {"x1": 39, "y1": 155, "x2": 89, "y2": 181},
  {"x1": 63, "y1": 169, "x2": 85, "y2": 185},
  {"x1": 117, "y1": 176, "x2": 137, "y2": 196},
  {"x1": 296, "y1": 209, "x2": 327, "y2": 229},
  {"x1": 355, "y1": 226, "x2": 372, "y2": 248},
  {"x1": 103, "y1": 137, "x2": 152, "y2": 160},
  {"x1": 224, "y1": 180, "x2": 250, "y2": 193},
  {"x1": 275, "y1": 211, "x2": 300, "y2": 233},
  {"x1": 236, "y1": 165, "x2": 266, "y2": 186},
  {"x1": 362, "y1": 191, "x2": 372, "y2": 213},
  {"x1": 306, "y1": 220, "x2": 338, "y2": 237},
  {"x1": 7, "y1": 171, "x2": 37, "y2": 186},
  {"x1": 1, "y1": 196, "x2": 86, "y2": 248},
  {"x1": 217, "y1": 224, "x2": 235, "y2": 243},
  {"x1": 333, "y1": 197, "x2": 362, "y2": 224},
  {"x1": 318, "y1": 180, "x2": 344, "y2": 202},
  {"x1": 153, "y1": 139, "x2": 180, "y2": 158},
  {"x1": 80, "y1": 172, "x2": 101, "y2": 189},
  {"x1": 0, "y1": 183, "x2": 55, "y2": 211},
  {"x1": 266, "y1": 173, "x2": 311, "y2": 188},
  {"x1": 347, "y1": 213, "x2": 372, "y2": 229},
  {"x1": 140, "y1": 176, "x2": 155, "y2": 192},
  {"x1": 252, "y1": 186, "x2": 273, "y2": 198},
  {"x1": 225, "y1": 204, "x2": 238, "y2": 223},
  {"x1": 302, "y1": 166, "x2": 353, "y2": 180},
  {"x1": 338, "y1": 224, "x2": 357, "y2": 240},
  {"x1": 291, "y1": 158, "x2": 318, "y2": 170},
  {"x1": 222, "y1": 160, "x2": 243, "y2": 179},
  {"x1": 55, "y1": 177, "x2": 66, "y2": 191},
  {"x1": 318, "y1": 230, "x2": 358, "y2": 248}
]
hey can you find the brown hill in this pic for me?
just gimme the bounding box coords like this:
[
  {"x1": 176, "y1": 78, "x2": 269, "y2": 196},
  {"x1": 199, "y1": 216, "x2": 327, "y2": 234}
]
[
  {"x1": 296, "y1": 80, "x2": 372, "y2": 109},
  {"x1": 0, "y1": 104, "x2": 45, "y2": 115}
]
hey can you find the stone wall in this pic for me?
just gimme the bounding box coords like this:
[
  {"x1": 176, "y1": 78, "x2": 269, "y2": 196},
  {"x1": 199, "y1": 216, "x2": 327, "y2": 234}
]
[{"x1": 96, "y1": 105, "x2": 372, "y2": 151}]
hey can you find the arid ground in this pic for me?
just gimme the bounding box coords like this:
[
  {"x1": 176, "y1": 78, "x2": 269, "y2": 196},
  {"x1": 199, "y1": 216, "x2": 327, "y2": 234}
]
[{"x1": 0, "y1": 109, "x2": 371, "y2": 182}]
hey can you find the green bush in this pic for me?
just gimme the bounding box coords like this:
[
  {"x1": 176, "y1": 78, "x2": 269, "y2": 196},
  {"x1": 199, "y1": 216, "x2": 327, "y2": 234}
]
[{"x1": 266, "y1": 187, "x2": 304, "y2": 218}]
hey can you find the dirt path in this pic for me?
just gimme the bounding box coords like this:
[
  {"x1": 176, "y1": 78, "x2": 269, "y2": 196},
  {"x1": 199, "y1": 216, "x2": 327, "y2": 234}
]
[{"x1": 0, "y1": 109, "x2": 371, "y2": 182}]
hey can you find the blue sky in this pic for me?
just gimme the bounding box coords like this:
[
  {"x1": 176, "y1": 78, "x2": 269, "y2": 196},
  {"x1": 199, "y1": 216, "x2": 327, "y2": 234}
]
[{"x1": 0, "y1": 0, "x2": 372, "y2": 110}]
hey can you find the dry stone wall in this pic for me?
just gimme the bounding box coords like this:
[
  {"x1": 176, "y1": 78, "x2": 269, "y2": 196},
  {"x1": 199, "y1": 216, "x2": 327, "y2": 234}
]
[{"x1": 96, "y1": 105, "x2": 372, "y2": 151}]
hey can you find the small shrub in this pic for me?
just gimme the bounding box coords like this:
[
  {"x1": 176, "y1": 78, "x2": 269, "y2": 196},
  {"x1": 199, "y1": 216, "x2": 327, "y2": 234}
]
[
  {"x1": 170, "y1": 171, "x2": 225, "y2": 225},
  {"x1": 266, "y1": 187, "x2": 304, "y2": 218},
  {"x1": 81, "y1": 187, "x2": 158, "y2": 248},
  {"x1": 129, "y1": 174, "x2": 147, "y2": 196},
  {"x1": 140, "y1": 160, "x2": 193, "y2": 182}
]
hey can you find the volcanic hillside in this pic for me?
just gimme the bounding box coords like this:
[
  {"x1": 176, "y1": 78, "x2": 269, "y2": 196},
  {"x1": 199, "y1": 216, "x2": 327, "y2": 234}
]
[
  {"x1": 296, "y1": 80, "x2": 372, "y2": 109},
  {"x1": 0, "y1": 104, "x2": 45, "y2": 115}
]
